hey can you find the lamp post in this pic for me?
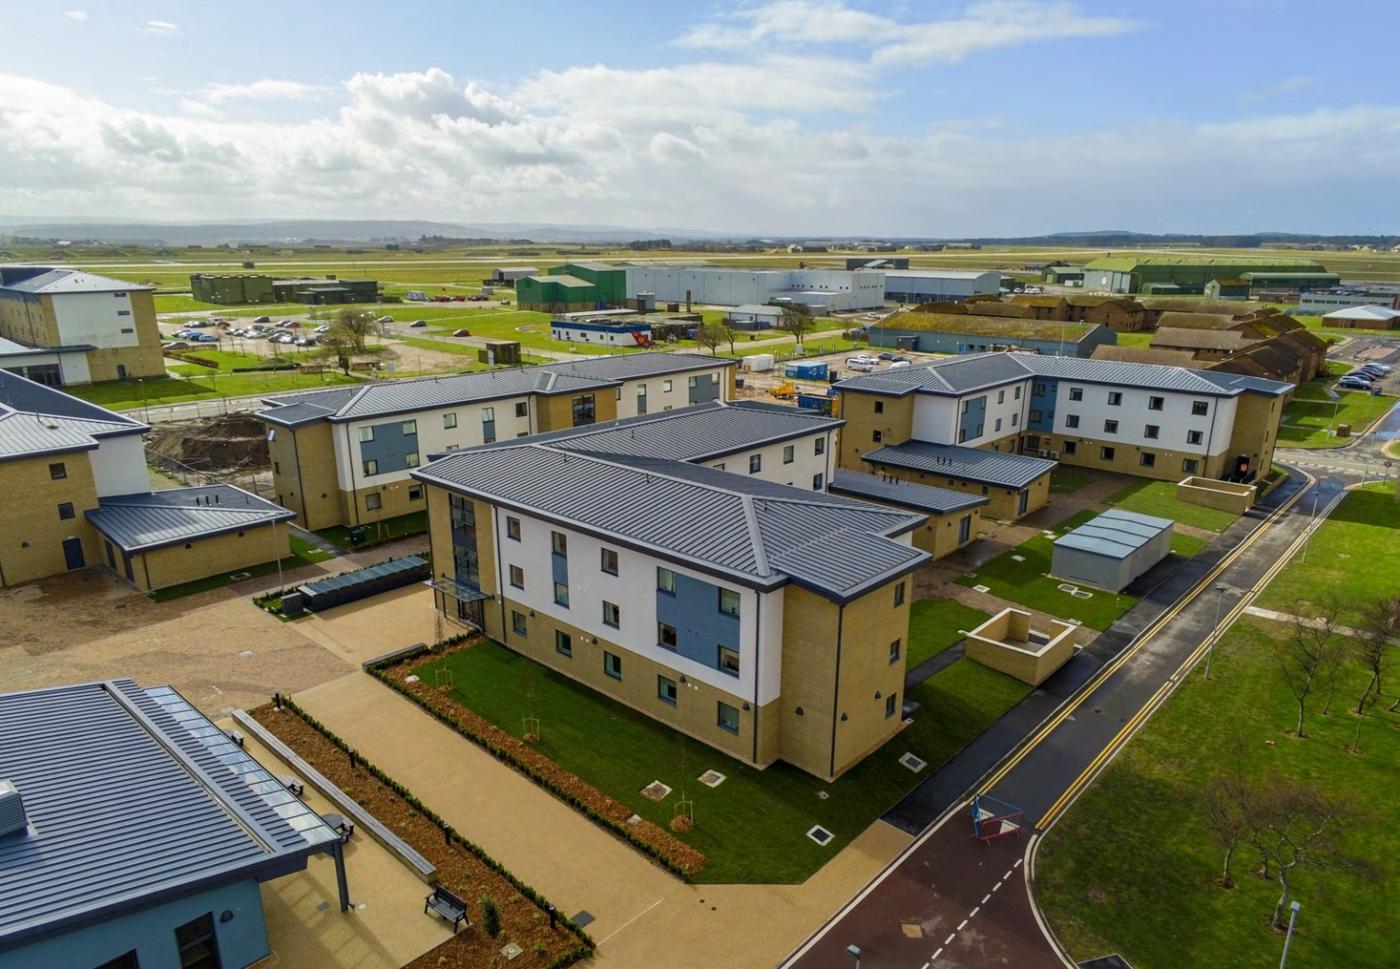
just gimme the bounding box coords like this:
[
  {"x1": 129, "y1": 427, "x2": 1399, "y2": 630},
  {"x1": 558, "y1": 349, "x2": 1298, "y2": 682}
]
[
  {"x1": 845, "y1": 944, "x2": 862, "y2": 968},
  {"x1": 1205, "y1": 583, "x2": 1228, "y2": 680},
  {"x1": 1301, "y1": 488, "x2": 1321, "y2": 564},
  {"x1": 1279, "y1": 900, "x2": 1302, "y2": 969}
]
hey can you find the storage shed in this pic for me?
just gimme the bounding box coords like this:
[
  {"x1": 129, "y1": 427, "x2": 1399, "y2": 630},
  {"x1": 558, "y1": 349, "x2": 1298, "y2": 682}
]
[{"x1": 1051, "y1": 509, "x2": 1173, "y2": 592}]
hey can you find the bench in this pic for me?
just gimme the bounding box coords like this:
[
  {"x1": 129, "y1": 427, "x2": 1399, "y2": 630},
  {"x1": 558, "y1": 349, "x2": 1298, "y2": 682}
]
[{"x1": 424, "y1": 886, "x2": 469, "y2": 934}]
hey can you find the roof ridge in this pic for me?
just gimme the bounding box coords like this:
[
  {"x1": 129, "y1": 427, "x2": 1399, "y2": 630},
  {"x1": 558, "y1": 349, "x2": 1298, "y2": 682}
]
[{"x1": 740, "y1": 496, "x2": 770, "y2": 577}]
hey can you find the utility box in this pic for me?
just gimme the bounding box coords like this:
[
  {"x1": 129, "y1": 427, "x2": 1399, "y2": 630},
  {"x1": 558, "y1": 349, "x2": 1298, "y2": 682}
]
[
  {"x1": 479, "y1": 340, "x2": 522, "y2": 366},
  {"x1": 279, "y1": 591, "x2": 306, "y2": 617}
]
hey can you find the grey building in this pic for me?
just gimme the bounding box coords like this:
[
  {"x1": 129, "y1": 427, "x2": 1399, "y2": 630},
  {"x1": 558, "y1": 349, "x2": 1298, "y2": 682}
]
[
  {"x1": 1051, "y1": 508, "x2": 1173, "y2": 592},
  {"x1": 868, "y1": 315, "x2": 1117, "y2": 358},
  {"x1": 877, "y1": 269, "x2": 1001, "y2": 303}
]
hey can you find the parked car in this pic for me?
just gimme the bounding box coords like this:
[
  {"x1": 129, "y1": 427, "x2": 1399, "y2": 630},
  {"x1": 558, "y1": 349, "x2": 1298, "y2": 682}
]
[
  {"x1": 452, "y1": 328, "x2": 471, "y2": 337},
  {"x1": 376, "y1": 315, "x2": 394, "y2": 324},
  {"x1": 468, "y1": 294, "x2": 488, "y2": 302},
  {"x1": 888, "y1": 360, "x2": 911, "y2": 369},
  {"x1": 163, "y1": 340, "x2": 190, "y2": 350},
  {"x1": 499, "y1": 299, "x2": 509, "y2": 305},
  {"x1": 845, "y1": 355, "x2": 877, "y2": 366},
  {"x1": 409, "y1": 319, "x2": 428, "y2": 327},
  {"x1": 295, "y1": 336, "x2": 317, "y2": 347},
  {"x1": 877, "y1": 352, "x2": 898, "y2": 360},
  {"x1": 847, "y1": 360, "x2": 876, "y2": 372},
  {"x1": 1346, "y1": 370, "x2": 1376, "y2": 382},
  {"x1": 194, "y1": 333, "x2": 219, "y2": 343},
  {"x1": 252, "y1": 315, "x2": 271, "y2": 324},
  {"x1": 1338, "y1": 378, "x2": 1373, "y2": 390},
  {"x1": 314, "y1": 324, "x2": 331, "y2": 334}
]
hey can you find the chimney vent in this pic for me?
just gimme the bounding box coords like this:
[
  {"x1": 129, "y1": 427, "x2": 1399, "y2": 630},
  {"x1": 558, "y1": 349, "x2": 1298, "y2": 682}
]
[{"x1": 0, "y1": 780, "x2": 27, "y2": 838}]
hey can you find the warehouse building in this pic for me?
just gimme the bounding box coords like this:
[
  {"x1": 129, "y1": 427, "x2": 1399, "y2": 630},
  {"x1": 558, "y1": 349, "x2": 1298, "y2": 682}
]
[
  {"x1": 0, "y1": 679, "x2": 348, "y2": 969},
  {"x1": 1297, "y1": 288, "x2": 1400, "y2": 313},
  {"x1": 1051, "y1": 508, "x2": 1173, "y2": 592},
  {"x1": 484, "y1": 266, "x2": 539, "y2": 287},
  {"x1": 868, "y1": 312, "x2": 1116, "y2": 358},
  {"x1": 0, "y1": 266, "x2": 164, "y2": 384},
  {"x1": 835, "y1": 352, "x2": 1291, "y2": 488},
  {"x1": 877, "y1": 269, "x2": 1001, "y2": 304},
  {"x1": 255, "y1": 353, "x2": 738, "y2": 530},
  {"x1": 189, "y1": 273, "x2": 380, "y2": 305},
  {"x1": 1041, "y1": 265, "x2": 1086, "y2": 285},
  {"x1": 1082, "y1": 255, "x2": 1335, "y2": 295},
  {"x1": 517, "y1": 262, "x2": 631, "y2": 312},
  {"x1": 1321, "y1": 305, "x2": 1400, "y2": 329},
  {"x1": 726, "y1": 304, "x2": 785, "y2": 329},
  {"x1": 624, "y1": 265, "x2": 885, "y2": 311}
]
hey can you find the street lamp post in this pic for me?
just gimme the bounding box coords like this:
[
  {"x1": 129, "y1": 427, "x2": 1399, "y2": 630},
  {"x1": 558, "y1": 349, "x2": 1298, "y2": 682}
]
[
  {"x1": 845, "y1": 944, "x2": 862, "y2": 968},
  {"x1": 1205, "y1": 583, "x2": 1228, "y2": 680},
  {"x1": 1301, "y1": 489, "x2": 1321, "y2": 564},
  {"x1": 1279, "y1": 900, "x2": 1302, "y2": 969}
]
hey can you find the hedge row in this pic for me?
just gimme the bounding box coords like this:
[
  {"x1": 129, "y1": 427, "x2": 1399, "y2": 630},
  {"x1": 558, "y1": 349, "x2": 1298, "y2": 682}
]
[{"x1": 273, "y1": 695, "x2": 595, "y2": 966}]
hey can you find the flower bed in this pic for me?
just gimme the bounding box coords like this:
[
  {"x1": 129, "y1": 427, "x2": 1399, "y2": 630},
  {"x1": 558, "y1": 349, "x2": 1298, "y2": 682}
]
[
  {"x1": 250, "y1": 702, "x2": 593, "y2": 969},
  {"x1": 370, "y1": 640, "x2": 706, "y2": 879}
]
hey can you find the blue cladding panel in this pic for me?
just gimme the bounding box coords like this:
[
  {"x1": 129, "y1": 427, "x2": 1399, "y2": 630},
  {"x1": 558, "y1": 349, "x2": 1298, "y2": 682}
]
[
  {"x1": 1028, "y1": 378, "x2": 1058, "y2": 432},
  {"x1": 551, "y1": 550, "x2": 569, "y2": 586},
  {"x1": 656, "y1": 572, "x2": 740, "y2": 671},
  {"x1": 958, "y1": 395, "x2": 986, "y2": 441},
  {"x1": 688, "y1": 372, "x2": 721, "y2": 404},
  {"x1": 359, "y1": 419, "x2": 419, "y2": 473}
]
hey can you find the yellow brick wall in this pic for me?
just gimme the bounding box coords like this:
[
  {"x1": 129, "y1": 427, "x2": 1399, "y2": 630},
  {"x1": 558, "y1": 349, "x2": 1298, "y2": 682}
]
[
  {"x1": 1031, "y1": 434, "x2": 1222, "y2": 482},
  {"x1": 911, "y1": 509, "x2": 980, "y2": 558},
  {"x1": 268, "y1": 422, "x2": 344, "y2": 530},
  {"x1": 0, "y1": 293, "x2": 60, "y2": 348},
  {"x1": 131, "y1": 522, "x2": 291, "y2": 591},
  {"x1": 346, "y1": 478, "x2": 428, "y2": 525},
  {"x1": 872, "y1": 464, "x2": 1048, "y2": 521},
  {"x1": 0, "y1": 453, "x2": 101, "y2": 586},
  {"x1": 777, "y1": 586, "x2": 842, "y2": 777},
  {"x1": 830, "y1": 577, "x2": 910, "y2": 777},
  {"x1": 1225, "y1": 391, "x2": 1282, "y2": 480},
  {"x1": 837, "y1": 390, "x2": 914, "y2": 471}
]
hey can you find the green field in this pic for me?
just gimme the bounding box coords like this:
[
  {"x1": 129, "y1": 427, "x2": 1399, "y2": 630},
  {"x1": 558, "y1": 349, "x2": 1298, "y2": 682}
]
[
  {"x1": 1254, "y1": 482, "x2": 1400, "y2": 624},
  {"x1": 65, "y1": 371, "x2": 363, "y2": 410},
  {"x1": 414, "y1": 639, "x2": 1030, "y2": 883},
  {"x1": 1038, "y1": 616, "x2": 1400, "y2": 969},
  {"x1": 1278, "y1": 389, "x2": 1395, "y2": 448},
  {"x1": 1104, "y1": 479, "x2": 1241, "y2": 532},
  {"x1": 906, "y1": 597, "x2": 992, "y2": 669}
]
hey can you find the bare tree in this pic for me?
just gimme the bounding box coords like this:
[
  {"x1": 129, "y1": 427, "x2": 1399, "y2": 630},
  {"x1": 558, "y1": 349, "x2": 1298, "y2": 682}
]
[
  {"x1": 1247, "y1": 782, "x2": 1347, "y2": 930},
  {"x1": 1351, "y1": 596, "x2": 1398, "y2": 751},
  {"x1": 694, "y1": 321, "x2": 726, "y2": 356},
  {"x1": 1275, "y1": 602, "x2": 1343, "y2": 738},
  {"x1": 720, "y1": 319, "x2": 741, "y2": 355},
  {"x1": 1203, "y1": 770, "x2": 1252, "y2": 889},
  {"x1": 776, "y1": 303, "x2": 816, "y2": 351},
  {"x1": 334, "y1": 307, "x2": 378, "y2": 354}
]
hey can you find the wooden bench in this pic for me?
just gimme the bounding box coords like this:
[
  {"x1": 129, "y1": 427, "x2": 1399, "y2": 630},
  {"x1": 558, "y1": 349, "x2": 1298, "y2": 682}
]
[{"x1": 424, "y1": 886, "x2": 469, "y2": 934}]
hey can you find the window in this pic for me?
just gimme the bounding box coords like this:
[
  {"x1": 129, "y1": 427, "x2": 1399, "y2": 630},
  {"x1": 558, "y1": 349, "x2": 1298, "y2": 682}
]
[
  {"x1": 512, "y1": 610, "x2": 527, "y2": 636},
  {"x1": 1029, "y1": 409, "x2": 1043, "y2": 423},
  {"x1": 555, "y1": 630, "x2": 572, "y2": 657},
  {"x1": 1063, "y1": 440, "x2": 1077, "y2": 455},
  {"x1": 1103, "y1": 419, "x2": 1118, "y2": 434},
  {"x1": 509, "y1": 565, "x2": 524, "y2": 588},
  {"x1": 1183, "y1": 458, "x2": 1200, "y2": 474},
  {"x1": 718, "y1": 588, "x2": 740, "y2": 617},
  {"x1": 362, "y1": 458, "x2": 379, "y2": 476},
  {"x1": 443, "y1": 412, "x2": 458, "y2": 429},
  {"x1": 1011, "y1": 413, "x2": 1018, "y2": 427},
  {"x1": 506, "y1": 517, "x2": 521, "y2": 541},
  {"x1": 1069, "y1": 387, "x2": 1083, "y2": 402},
  {"x1": 1144, "y1": 425, "x2": 1159, "y2": 439},
  {"x1": 663, "y1": 379, "x2": 673, "y2": 392},
  {"x1": 749, "y1": 454, "x2": 762, "y2": 474},
  {"x1": 404, "y1": 452, "x2": 419, "y2": 468},
  {"x1": 812, "y1": 472, "x2": 824, "y2": 490},
  {"x1": 604, "y1": 651, "x2": 622, "y2": 679},
  {"x1": 885, "y1": 693, "x2": 898, "y2": 718},
  {"x1": 602, "y1": 601, "x2": 620, "y2": 628},
  {"x1": 401, "y1": 420, "x2": 417, "y2": 436},
  {"x1": 1192, "y1": 400, "x2": 1209, "y2": 416},
  {"x1": 657, "y1": 567, "x2": 677, "y2": 594},
  {"x1": 1140, "y1": 452, "x2": 1156, "y2": 468},
  {"x1": 481, "y1": 406, "x2": 494, "y2": 423},
  {"x1": 600, "y1": 547, "x2": 619, "y2": 575},
  {"x1": 572, "y1": 394, "x2": 596, "y2": 426},
  {"x1": 658, "y1": 622, "x2": 678, "y2": 649},
  {"x1": 93, "y1": 953, "x2": 139, "y2": 969},
  {"x1": 1065, "y1": 414, "x2": 1080, "y2": 428},
  {"x1": 1014, "y1": 385, "x2": 1023, "y2": 400},
  {"x1": 1100, "y1": 446, "x2": 1116, "y2": 461},
  {"x1": 1187, "y1": 430, "x2": 1204, "y2": 445},
  {"x1": 551, "y1": 531, "x2": 568, "y2": 556},
  {"x1": 1108, "y1": 391, "x2": 1123, "y2": 406},
  {"x1": 719, "y1": 646, "x2": 740, "y2": 676},
  {"x1": 814, "y1": 436, "x2": 826, "y2": 455},
  {"x1": 874, "y1": 400, "x2": 884, "y2": 414},
  {"x1": 997, "y1": 389, "x2": 1005, "y2": 404},
  {"x1": 49, "y1": 462, "x2": 66, "y2": 480},
  {"x1": 783, "y1": 444, "x2": 795, "y2": 464},
  {"x1": 889, "y1": 639, "x2": 901, "y2": 664},
  {"x1": 365, "y1": 492, "x2": 382, "y2": 511},
  {"x1": 1148, "y1": 396, "x2": 1164, "y2": 411},
  {"x1": 874, "y1": 429, "x2": 884, "y2": 443},
  {"x1": 409, "y1": 484, "x2": 423, "y2": 501},
  {"x1": 894, "y1": 581, "x2": 906, "y2": 607},
  {"x1": 358, "y1": 426, "x2": 375, "y2": 443},
  {"x1": 57, "y1": 502, "x2": 75, "y2": 520},
  {"x1": 992, "y1": 417, "x2": 1002, "y2": 433},
  {"x1": 717, "y1": 701, "x2": 740, "y2": 733},
  {"x1": 658, "y1": 675, "x2": 677, "y2": 705},
  {"x1": 554, "y1": 581, "x2": 569, "y2": 607},
  {"x1": 1033, "y1": 382, "x2": 1047, "y2": 398},
  {"x1": 175, "y1": 912, "x2": 220, "y2": 969},
  {"x1": 515, "y1": 401, "x2": 529, "y2": 418}
]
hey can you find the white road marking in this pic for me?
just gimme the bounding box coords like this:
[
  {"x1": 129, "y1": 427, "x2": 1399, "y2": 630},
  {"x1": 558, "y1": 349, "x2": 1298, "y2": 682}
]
[
  {"x1": 945, "y1": 933, "x2": 956, "y2": 945},
  {"x1": 1014, "y1": 858, "x2": 1024, "y2": 869},
  {"x1": 970, "y1": 906, "x2": 980, "y2": 918},
  {"x1": 932, "y1": 948, "x2": 943, "y2": 961},
  {"x1": 981, "y1": 893, "x2": 991, "y2": 905},
  {"x1": 992, "y1": 880, "x2": 1003, "y2": 892},
  {"x1": 957, "y1": 919, "x2": 968, "y2": 931},
  {"x1": 921, "y1": 962, "x2": 930, "y2": 969}
]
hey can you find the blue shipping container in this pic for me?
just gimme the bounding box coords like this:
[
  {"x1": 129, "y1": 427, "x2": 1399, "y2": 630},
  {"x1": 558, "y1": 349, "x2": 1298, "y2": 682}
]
[{"x1": 784, "y1": 362, "x2": 829, "y2": 379}]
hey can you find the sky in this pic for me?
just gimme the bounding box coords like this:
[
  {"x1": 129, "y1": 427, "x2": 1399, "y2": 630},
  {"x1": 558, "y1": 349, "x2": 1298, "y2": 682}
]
[{"x1": 2, "y1": 0, "x2": 1400, "y2": 236}]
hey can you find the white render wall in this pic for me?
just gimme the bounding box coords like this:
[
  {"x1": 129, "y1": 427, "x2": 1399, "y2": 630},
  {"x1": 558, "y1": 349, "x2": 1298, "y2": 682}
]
[
  {"x1": 961, "y1": 380, "x2": 1030, "y2": 445},
  {"x1": 1050, "y1": 383, "x2": 1238, "y2": 455},
  {"x1": 613, "y1": 369, "x2": 729, "y2": 419},
  {"x1": 52, "y1": 292, "x2": 141, "y2": 350},
  {"x1": 491, "y1": 508, "x2": 784, "y2": 704},
  {"x1": 697, "y1": 431, "x2": 835, "y2": 490},
  {"x1": 88, "y1": 434, "x2": 151, "y2": 497}
]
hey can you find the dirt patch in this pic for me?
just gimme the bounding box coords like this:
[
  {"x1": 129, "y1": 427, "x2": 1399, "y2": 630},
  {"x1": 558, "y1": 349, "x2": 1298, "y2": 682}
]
[
  {"x1": 250, "y1": 704, "x2": 591, "y2": 969},
  {"x1": 147, "y1": 414, "x2": 269, "y2": 474}
]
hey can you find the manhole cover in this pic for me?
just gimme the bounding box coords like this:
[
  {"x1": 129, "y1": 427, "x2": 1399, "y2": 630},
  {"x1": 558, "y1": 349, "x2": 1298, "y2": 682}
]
[
  {"x1": 807, "y1": 825, "x2": 834, "y2": 846},
  {"x1": 1011, "y1": 554, "x2": 1025, "y2": 562},
  {"x1": 1071, "y1": 589, "x2": 1093, "y2": 599},
  {"x1": 641, "y1": 780, "x2": 672, "y2": 801},
  {"x1": 898, "y1": 752, "x2": 927, "y2": 772},
  {"x1": 570, "y1": 910, "x2": 595, "y2": 928},
  {"x1": 698, "y1": 770, "x2": 727, "y2": 788},
  {"x1": 501, "y1": 943, "x2": 523, "y2": 961},
  {"x1": 972, "y1": 584, "x2": 991, "y2": 593},
  {"x1": 626, "y1": 813, "x2": 641, "y2": 825},
  {"x1": 1057, "y1": 583, "x2": 1079, "y2": 593}
]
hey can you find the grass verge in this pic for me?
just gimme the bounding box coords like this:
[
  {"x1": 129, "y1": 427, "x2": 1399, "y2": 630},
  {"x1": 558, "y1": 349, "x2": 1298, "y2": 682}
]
[
  {"x1": 906, "y1": 597, "x2": 991, "y2": 669},
  {"x1": 1105, "y1": 479, "x2": 1240, "y2": 533},
  {"x1": 315, "y1": 510, "x2": 428, "y2": 549}
]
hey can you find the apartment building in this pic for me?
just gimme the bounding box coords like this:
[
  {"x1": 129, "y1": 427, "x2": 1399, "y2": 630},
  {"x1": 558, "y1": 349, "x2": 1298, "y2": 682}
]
[
  {"x1": 0, "y1": 266, "x2": 164, "y2": 385},
  {"x1": 0, "y1": 371, "x2": 292, "y2": 590},
  {"x1": 835, "y1": 353, "x2": 1292, "y2": 511},
  {"x1": 414, "y1": 444, "x2": 928, "y2": 780},
  {"x1": 255, "y1": 353, "x2": 737, "y2": 530}
]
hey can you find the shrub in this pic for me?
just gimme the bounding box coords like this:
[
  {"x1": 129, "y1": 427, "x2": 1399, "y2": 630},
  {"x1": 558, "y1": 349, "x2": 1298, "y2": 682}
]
[{"x1": 480, "y1": 895, "x2": 501, "y2": 938}]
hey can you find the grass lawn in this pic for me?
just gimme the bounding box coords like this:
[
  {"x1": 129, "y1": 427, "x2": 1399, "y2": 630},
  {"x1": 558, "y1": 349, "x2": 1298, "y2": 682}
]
[
  {"x1": 64, "y1": 371, "x2": 363, "y2": 410},
  {"x1": 167, "y1": 349, "x2": 288, "y2": 374},
  {"x1": 1049, "y1": 466, "x2": 1096, "y2": 494},
  {"x1": 416, "y1": 640, "x2": 1031, "y2": 883},
  {"x1": 147, "y1": 534, "x2": 334, "y2": 602},
  {"x1": 1112, "y1": 332, "x2": 1155, "y2": 348},
  {"x1": 1254, "y1": 482, "x2": 1400, "y2": 624},
  {"x1": 1037, "y1": 616, "x2": 1399, "y2": 969},
  {"x1": 315, "y1": 510, "x2": 428, "y2": 549},
  {"x1": 957, "y1": 509, "x2": 1138, "y2": 629},
  {"x1": 906, "y1": 597, "x2": 991, "y2": 669},
  {"x1": 1104, "y1": 479, "x2": 1240, "y2": 533},
  {"x1": 1278, "y1": 389, "x2": 1395, "y2": 448}
]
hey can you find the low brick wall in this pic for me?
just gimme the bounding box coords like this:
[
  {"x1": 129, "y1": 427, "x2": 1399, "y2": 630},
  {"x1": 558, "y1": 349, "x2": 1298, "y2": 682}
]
[
  {"x1": 1176, "y1": 475, "x2": 1255, "y2": 515},
  {"x1": 964, "y1": 608, "x2": 1076, "y2": 686}
]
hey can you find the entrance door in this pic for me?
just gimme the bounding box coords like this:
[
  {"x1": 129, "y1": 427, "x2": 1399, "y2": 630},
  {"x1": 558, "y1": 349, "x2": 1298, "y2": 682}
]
[
  {"x1": 62, "y1": 538, "x2": 85, "y2": 571},
  {"x1": 1018, "y1": 489, "x2": 1029, "y2": 516}
]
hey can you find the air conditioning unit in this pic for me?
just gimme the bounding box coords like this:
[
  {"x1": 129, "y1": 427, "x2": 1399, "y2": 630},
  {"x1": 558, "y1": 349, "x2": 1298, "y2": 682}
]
[{"x1": 1047, "y1": 451, "x2": 1060, "y2": 460}]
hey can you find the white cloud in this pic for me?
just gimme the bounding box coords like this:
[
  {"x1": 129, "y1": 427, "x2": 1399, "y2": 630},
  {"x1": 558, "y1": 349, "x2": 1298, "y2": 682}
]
[
  {"x1": 201, "y1": 79, "x2": 335, "y2": 104},
  {"x1": 1239, "y1": 74, "x2": 1314, "y2": 105},
  {"x1": 63, "y1": 10, "x2": 89, "y2": 22},
  {"x1": 676, "y1": 1, "x2": 895, "y2": 50},
  {"x1": 140, "y1": 20, "x2": 180, "y2": 36}
]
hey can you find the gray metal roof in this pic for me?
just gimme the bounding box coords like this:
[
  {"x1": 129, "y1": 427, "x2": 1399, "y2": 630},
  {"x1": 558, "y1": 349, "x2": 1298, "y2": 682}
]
[
  {"x1": 87, "y1": 484, "x2": 295, "y2": 552},
  {"x1": 863, "y1": 440, "x2": 1056, "y2": 489},
  {"x1": 0, "y1": 680, "x2": 337, "y2": 947},
  {"x1": 0, "y1": 267, "x2": 152, "y2": 294},
  {"x1": 1054, "y1": 508, "x2": 1173, "y2": 558},
  {"x1": 828, "y1": 470, "x2": 989, "y2": 514},
  {"x1": 414, "y1": 445, "x2": 926, "y2": 602},
  {"x1": 255, "y1": 352, "x2": 734, "y2": 425},
  {"x1": 0, "y1": 370, "x2": 147, "y2": 462},
  {"x1": 834, "y1": 351, "x2": 1293, "y2": 399}
]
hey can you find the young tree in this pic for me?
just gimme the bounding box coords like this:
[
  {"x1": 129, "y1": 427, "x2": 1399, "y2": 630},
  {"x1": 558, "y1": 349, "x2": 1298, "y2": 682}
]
[
  {"x1": 1351, "y1": 596, "x2": 1398, "y2": 751},
  {"x1": 1275, "y1": 603, "x2": 1343, "y2": 738},
  {"x1": 777, "y1": 303, "x2": 815, "y2": 350},
  {"x1": 334, "y1": 307, "x2": 377, "y2": 354},
  {"x1": 694, "y1": 321, "x2": 726, "y2": 356},
  {"x1": 1203, "y1": 772, "x2": 1253, "y2": 889},
  {"x1": 1247, "y1": 782, "x2": 1347, "y2": 930},
  {"x1": 721, "y1": 319, "x2": 741, "y2": 355},
  {"x1": 319, "y1": 327, "x2": 355, "y2": 374}
]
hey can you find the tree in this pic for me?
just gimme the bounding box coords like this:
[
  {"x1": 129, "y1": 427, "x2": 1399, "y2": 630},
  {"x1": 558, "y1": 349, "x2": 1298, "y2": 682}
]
[
  {"x1": 334, "y1": 307, "x2": 377, "y2": 354},
  {"x1": 1202, "y1": 737, "x2": 1253, "y2": 889},
  {"x1": 720, "y1": 319, "x2": 741, "y2": 355},
  {"x1": 1351, "y1": 596, "x2": 1398, "y2": 751},
  {"x1": 776, "y1": 303, "x2": 816, "y2": 350},
  {"x1": 1247, "y1": 782, "x2": 1348, "y2": 930},
  {"x1": 694, "y1": 321, "x2": 726, "y2": 356},
  {"x1": 1275, "y1": 602, "x2": 1343, "y2": 738},
  {"x1": 319, "y1": 327, "x2": 355, "y2": 375}
]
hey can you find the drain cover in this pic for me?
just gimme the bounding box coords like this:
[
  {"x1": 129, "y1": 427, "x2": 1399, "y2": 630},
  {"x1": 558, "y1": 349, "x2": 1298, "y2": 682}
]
[{"x1": 807, "y1": 825, "x2": 834, "y2": 846}]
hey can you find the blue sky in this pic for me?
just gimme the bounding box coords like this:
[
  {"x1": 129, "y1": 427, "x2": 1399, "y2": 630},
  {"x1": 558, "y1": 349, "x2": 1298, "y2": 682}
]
[{"x1": 2, "y1": 1, "x2": 1398, "y2": 234}]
